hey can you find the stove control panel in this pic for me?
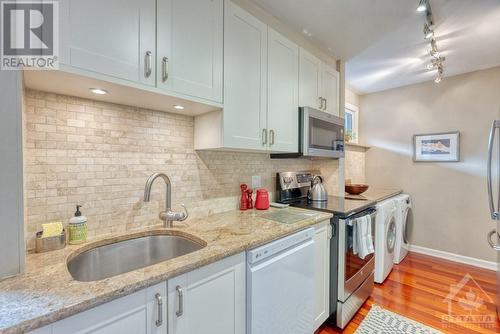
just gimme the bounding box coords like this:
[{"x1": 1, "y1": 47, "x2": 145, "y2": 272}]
[{"x1": 278, "y1": 171, "x2": 314, "y2": 190}]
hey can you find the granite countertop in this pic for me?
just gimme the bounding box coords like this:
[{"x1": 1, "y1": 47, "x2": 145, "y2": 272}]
[
  {"x1": 344, "y1": 188, "x2": 403, "y2": 203},
  {"x1": 0, "y1": 207, "x2": 332, "y2": 334}
]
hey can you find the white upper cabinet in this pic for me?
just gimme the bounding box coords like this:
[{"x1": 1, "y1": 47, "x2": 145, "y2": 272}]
[
  {"x1": 299, "y1": 48, "x2": 340, "y2": 115},
  {"x1": 59, "y1": 0, "x2": 156, "y2": 86},
  {"x1": 322, "y1": 64, "x2": 340, "y2": 116},
  {"x1": 157, "y1": 0, "x2": 223, "y2": 103},
  {"x1": 167, "y1": 253, "x2": 246, "y2": 334},
  {"x1": 223, "y1": 0, "x2": 268, "y2": 150},
  {"x1": 267, "y1": 28, "x2": 299, "y2": 153},
  {"x1": 299, "y1": 48, "x2": 323, "y2": 110}
]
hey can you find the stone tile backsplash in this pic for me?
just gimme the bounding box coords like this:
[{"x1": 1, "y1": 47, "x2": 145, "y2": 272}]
[{"x1": 23, "y1": 90, "x2": 339, "y2": 249}]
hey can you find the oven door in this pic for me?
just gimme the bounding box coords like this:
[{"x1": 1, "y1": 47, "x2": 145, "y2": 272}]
[
  {"x1": 338, "y1": 209, "x2": 376, "y2": 302},
  {"x1": 301, "y1": 107, "x2": 345, "y2": 158}
]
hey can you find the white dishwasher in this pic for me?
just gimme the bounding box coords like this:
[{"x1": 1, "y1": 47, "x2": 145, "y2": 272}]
[{"x1": 247, "y1": 228, "x2": 315, "y2": 334}]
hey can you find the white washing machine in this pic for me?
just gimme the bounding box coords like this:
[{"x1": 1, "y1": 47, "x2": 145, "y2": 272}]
[
  {"x1": 393, "y1": 194, "x2": 412, "y2": 264},
  {"x1": 374, "y1": 198, "x2": 397, "y2": 283}
]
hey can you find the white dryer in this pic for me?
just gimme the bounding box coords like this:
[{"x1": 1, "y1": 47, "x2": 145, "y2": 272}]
[
  {"x1": 393, "y1": 194, "x2": 412, "y2": 264},
  {"x1": 374, "y1": 198, "x2": 397, "y2": 283}
]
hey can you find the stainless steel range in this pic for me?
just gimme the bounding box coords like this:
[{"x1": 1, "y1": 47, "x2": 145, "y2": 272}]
[{"x1": 276, "y1": 171, "x2": 376, "y2": 329}]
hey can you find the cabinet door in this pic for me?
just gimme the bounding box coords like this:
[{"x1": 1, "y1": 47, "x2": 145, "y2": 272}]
[
  {"x1": 223, "y1": 1, "x2": 268, "y2": 150},
  {"x1": 322, "y1": 64, "x2": 340, "y2": 116},
  {"x1": 52, "y1": 282, "x2": 166, "y2": 334},
  {"x1": 267, "y1": 28, "x2": 299, "y2": 153},
  {"x1": 299, "y1": 48, "x2": 322, "y2": 109},
  {"x1": 59, "y1": 0, "x2": 155, "y2": 86},
  {"x1": 313, "y1": 221, "x2": 331, "y2": 329},
  {"x1": 168, "y1": 253, "x2": 246, "y2": 334},
  {"x1": 157, "y1": 0, "x2": 223, "y2": 103}
]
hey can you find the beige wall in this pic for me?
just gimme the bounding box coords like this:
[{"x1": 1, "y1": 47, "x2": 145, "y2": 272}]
[
  {"x1": 346, "y1": 88, "x2": 360, "y2": 107},
  {"x1": 23, "y1": 90, "x2": 340, "y2": 249},
  {"x1": 360, "y1": 66, "x2": 500, "y2": 262},
  {"x1": 344, "y1": 88, "x2": 366, "y2": 184}
]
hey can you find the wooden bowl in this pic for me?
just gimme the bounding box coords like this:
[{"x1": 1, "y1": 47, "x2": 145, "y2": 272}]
[{"x1": 345, "y1": 184, "x2": 369, "y2": 195}]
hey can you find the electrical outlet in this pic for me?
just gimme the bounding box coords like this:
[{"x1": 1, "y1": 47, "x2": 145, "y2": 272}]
[{"x1": 251, "y1": 175, "x2": 261, "y2": 189}]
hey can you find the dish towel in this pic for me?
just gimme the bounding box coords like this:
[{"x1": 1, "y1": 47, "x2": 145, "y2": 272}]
[{"x1": 355, "y1": 214, "x2": 374, "y2": 259}]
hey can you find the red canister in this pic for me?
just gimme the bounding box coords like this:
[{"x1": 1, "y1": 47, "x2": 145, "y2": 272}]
[{"x1": 254, "y1": 189, "x2": 270, "y2": 210}]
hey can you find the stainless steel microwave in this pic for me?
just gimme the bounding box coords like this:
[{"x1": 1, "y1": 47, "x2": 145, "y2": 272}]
[{"x1": 271, "y1": 107, "x2": 345, "y2": 159}]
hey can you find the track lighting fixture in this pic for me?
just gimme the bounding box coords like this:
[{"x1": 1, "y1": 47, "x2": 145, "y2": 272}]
[
  {"x1": 428, "y1": 39, "x2": 440, "y2": 58},
  {"x1": 434, "y1": 65, "x2": 443, "y2": 83},
  {"x1": 418, "y1": 0, "x2": 446, "y2": 83},
  {"x1": 416, "y1": 0, "x2": 427, "y2": 12},
  {"x1": 423, "y1": 23, "x2": 434, "y2": 40}
]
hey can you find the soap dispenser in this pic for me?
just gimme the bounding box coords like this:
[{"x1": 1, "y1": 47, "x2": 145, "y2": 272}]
[{"x1": 68, "y1": 205, "x2": 88, "y2": 245}]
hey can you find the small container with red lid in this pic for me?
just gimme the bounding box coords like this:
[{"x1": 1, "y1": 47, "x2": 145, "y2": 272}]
[{"x1": 254, "y1": 189, "x2": 270, "y2": 210}]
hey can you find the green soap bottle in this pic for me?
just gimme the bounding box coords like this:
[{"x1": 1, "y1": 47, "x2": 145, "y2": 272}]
[{"x1": 68, "y1": 205, "x2": 88, "y2": 245}]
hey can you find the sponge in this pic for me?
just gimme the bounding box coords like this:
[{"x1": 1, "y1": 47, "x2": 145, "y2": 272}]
[{"x1": 41, "y1": 222, "x2": 63, "y2": 238}]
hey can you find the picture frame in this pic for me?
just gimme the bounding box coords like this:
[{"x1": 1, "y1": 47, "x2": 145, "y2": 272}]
[{"x1": 413, "y1": 131, "x2": 460, "y2": 162}]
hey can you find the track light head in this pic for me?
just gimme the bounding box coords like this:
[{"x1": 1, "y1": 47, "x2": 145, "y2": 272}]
[
  {"x1": 423, "y1": 24, "x2": 434, "y2": 39},
  {"x1": 416, "y1": 0, "x2": 427, "y2": 12}
]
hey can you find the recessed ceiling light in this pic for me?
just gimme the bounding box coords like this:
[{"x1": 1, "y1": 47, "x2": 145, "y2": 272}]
[
  {"x1": 89, "y1": 88, "x2": 108, "y2": 95},
  {"x1": 173, "y1": 105, "x2": 185, "y2": 110},
  {"x1": 416, "y1": 0, "x2": 427, "y2": 12}
]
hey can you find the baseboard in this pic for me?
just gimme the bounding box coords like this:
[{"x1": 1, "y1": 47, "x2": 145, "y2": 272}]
[{"x1": 409, "y1": 245, "x2": 498, "y2": 271}]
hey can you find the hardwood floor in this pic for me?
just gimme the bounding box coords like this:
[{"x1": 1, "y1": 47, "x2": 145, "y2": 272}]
[{"x1": 317, "y1": 252, "x2": 499, "y2": 334}]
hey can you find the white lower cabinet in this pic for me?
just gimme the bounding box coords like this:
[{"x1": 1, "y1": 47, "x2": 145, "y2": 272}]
[
  {"x1": 52, "y1": 282, "x2": 166, "y2": 334},
  {"x1": 32, "y1": 253, "x2": 245, "y2": 334},
  {"x1": 168, "y1": 253, "x2": 246, "y2": 334},
  {"x1": 314, "y1": 220, "x2": 332, "y2": 330}
]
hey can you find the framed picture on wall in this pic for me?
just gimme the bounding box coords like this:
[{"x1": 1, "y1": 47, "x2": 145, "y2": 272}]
[{"x1": 413, "y1": 131, "x2": 460, "y2": 162}]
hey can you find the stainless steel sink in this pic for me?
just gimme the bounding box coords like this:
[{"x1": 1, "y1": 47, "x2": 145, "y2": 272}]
[{"x1": 67, "y1": 233, "x2": 205, "y2": 281}]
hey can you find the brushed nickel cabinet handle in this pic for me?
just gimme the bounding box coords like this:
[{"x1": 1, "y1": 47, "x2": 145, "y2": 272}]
[
  {"x1": 324, "y1": 98, "x2": 327, "y2": 111},
  {"x1": 176, "y1": 285, "x2": 184, "y2": 317},
  {"x1": 269, "y1": 129, "x2": 275, "y2": 145},
  {"x1": 262, "y1": 128, "x2": 268, "y2": 145},
  {"x1": 162, "y1": 57, "x2": 169, "y2": 82},
  {"x1": 318, "y1": 97, "x2": 323, "y2": 110},
  {"x1": 145, "y1": 51, "x2": 152, "y2": 78},
  {"x1": 155, "y1": 293, "x2": 163, "y2": 327}
]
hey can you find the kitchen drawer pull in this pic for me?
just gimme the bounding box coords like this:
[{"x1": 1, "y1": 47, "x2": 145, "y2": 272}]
[
  {"x1": 318, "y1": 97, "x2": 324, "y2": 110},
  {"x1": 145, "y1": 51, "x2": 152, "y2": 78},
  {"x1": 269, "y1": 129, "x2": 275, "y2": 145},
  {"x1": 162, "y1": 57, "x2": 169, "y2": 82},
  {"x1": 262, "y1": 128, "x2": 268, "y2": 145},
  {"x1": 155, "y1": 293, "x2": 163, "y2": 327},
  {"x1": 176, "y1": 285, "x2": 184, "y2": 317},
  {"x1": 487, "y1": 229, "x2": 500, "y2": 251}
]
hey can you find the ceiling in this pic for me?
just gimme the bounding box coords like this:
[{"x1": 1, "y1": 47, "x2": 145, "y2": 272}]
[{"x1": 251, "y1": 0, "x2": 500, "y2": 94}]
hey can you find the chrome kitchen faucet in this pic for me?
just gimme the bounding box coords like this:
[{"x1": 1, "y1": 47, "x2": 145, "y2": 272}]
[{"x1": 144, "y1": 173, "x2": 188, "y2": 228}]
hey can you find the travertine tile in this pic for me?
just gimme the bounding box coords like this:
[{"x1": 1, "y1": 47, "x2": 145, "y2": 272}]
[{"x1": 23, "y1": 90, "x2": 342, "y2": 249}]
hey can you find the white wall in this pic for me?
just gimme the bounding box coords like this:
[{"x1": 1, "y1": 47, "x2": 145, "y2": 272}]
[{"x1": 360, "y1": 66, "x2": 500, "y2": 262}]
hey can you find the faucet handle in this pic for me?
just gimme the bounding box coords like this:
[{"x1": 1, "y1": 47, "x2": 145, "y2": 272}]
[{"x1": 178, "y1": 204, "x2": 188, "y2": 221}]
